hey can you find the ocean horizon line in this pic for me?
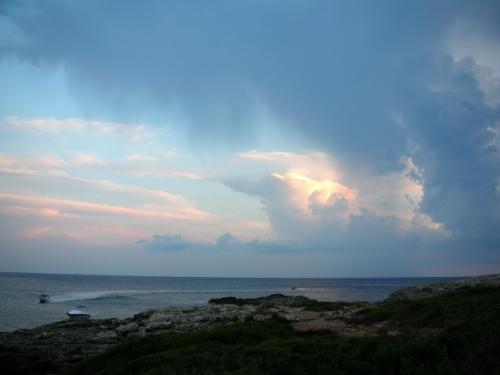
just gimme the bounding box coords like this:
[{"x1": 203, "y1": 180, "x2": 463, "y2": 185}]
[{"x1": 0, "y1": 270, "x2": 471, "y2": 280}]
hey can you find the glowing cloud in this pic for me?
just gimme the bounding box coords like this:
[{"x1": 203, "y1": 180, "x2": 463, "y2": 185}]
[
  {"x1": 238, "y1": 150, "x2": 341, "y2": 180},
  {"x1": 272, "y1": 172, "x2": 357, "y2": 214},
  {"x1": 229, "y1": 151, "x2": 447, "y2": 239}
]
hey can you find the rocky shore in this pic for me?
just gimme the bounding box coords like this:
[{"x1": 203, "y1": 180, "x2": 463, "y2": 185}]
[
  {"x1": 1, "y1": 274, "x2": 499, "y2": 374},
  {"x1": 0, "y1": 295, "x2": 369, "y2": 374},
  {"x1": 386, "y1": 273, "x2": 500, "y2": 301}
]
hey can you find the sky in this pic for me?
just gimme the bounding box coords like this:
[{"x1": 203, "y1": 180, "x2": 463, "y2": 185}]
[{"x1": 0, "y1": 0, "x2": 499, "y2": 277}]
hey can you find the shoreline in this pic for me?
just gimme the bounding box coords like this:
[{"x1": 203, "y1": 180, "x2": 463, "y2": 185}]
[
  {"x1": 1, "y1": 274, "x2": 499, "y2": 374},
  {"x1": 0, "y1": 274, "x2": 472, "y2": 333}
]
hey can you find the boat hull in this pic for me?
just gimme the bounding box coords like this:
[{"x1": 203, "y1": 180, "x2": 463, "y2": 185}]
[
  {"x1": 67, "y1": 307, "x2": 91, "y2": 319},
  {"x1": 67, "y1": 313, "x2": 90, "y2": 319}
]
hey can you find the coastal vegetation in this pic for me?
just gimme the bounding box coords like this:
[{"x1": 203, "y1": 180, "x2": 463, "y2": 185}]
[{"x1": 70, "y1": 286, "x2": 500, "y2": 375}]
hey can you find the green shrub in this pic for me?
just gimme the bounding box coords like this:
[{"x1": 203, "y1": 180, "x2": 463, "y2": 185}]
[{"x1": 71, "y1": 287, "x2": 500, "y2": 375}]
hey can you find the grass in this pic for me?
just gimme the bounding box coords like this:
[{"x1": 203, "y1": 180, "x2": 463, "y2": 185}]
[{"x1": 72, "y1": 286, "x2": 500, "y2": 375}]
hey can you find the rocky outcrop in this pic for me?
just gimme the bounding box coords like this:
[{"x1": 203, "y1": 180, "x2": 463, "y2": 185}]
[
  {"x1": 208, "y1": 294, "x2": 311, "y2": 307},
  {"x1": 0, "y1": 303, "x2": 264, "y2": 374},
  {"x1": 385, "y1": 274, "x2": 500, "y2": 302},
  {"x1": 0, "y1": 296, "x2": 375, "y2": 374}
]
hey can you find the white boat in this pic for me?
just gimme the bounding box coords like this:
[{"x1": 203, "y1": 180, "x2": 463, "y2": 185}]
[{"x1": 67, "y1": 305, "x2": 91, "y2": 319}]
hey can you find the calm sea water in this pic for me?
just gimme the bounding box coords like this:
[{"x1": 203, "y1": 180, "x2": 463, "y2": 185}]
[{"x1": 0, "y1": 272, "x2": 463, "y2": 331}]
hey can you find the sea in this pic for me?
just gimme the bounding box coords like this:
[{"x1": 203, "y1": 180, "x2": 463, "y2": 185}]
[{"x1": 0, "y1": 272, "x2": 465, "y2": 332}]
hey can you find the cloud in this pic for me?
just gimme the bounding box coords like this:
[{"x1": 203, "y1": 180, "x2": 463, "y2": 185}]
[
  {"x1": 236, "y1": 150, "x2": 343, "y2": 181},
  {"x1": 142, "y1": 234, "x2": 201, "y2": 252},
  {"x1": 118, "y1": 163, "x2": 203, "y2": 180},
  {"x1": 232, "y1": 71, "x2": 500, "y2": 252},
  {"x1": 141, "y1": 232, "x2": 279, "y2": 253},
  {"x1": 0, "y1": 1, "x2": 467, "y2": 155},
  {"x1": 23, "y1": 226, "x2": 51, "y2": 238},
  {"x1": 230, "y1": 56, "x2": 500, "y2": 256},
  {"x1": 0, "y1": 192, "x2": 210, "y2": 221},
  {"x1": 3, "y1": 116, "x2": 156, "y2": 141},
  {"x1": 225, "y1": 150, "x2": 452, "y2": 253},
  {"x1": 37, "y1": 154, "x2": 68, "y2": 168},
  {"x1": 0, "y1": 150, "x2": 203, "y2": 181},
  {"x1": 238, "y1": 151, "x2": 331, "y2": 168},
  {"x1": 1, "y1": 0, "x2": 500, "y2": 274},
  {"x1": 0, "y1": 190, "x2": 210, "y2": 247},
  {"x1": 0, "y1": 167, "x2": 272, "y2": 247},
  {"x1": 1, "y1": 1, "x2": 498, "y2": 163},
  {"x1": 397, "y1": 57, "x2": 500, "y2": 247},
  {"x1": 230, "y1": 151, "x2": 434, "y2": 225}
]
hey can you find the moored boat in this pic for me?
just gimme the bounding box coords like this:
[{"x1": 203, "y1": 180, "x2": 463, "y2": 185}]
[{"x1": 67, "y1": 305, "x2": 91, "y2": 319}]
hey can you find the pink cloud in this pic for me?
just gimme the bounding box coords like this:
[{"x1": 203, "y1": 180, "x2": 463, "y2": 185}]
[
  {"x1": 0, "y1": 165, "x2": 208, "y2": 216},
  {"x1": 0, "y1": 193, "x2": 211, "y2": 221},
  {"x1": 3, "y1": 206, "x2": 67, "y2": 218},
  {"x1": 23, "y1": 226, "x2": 52, "y2": 238},
  {"x1": 38, "y1": 208, "x2": 62, "y2": 217}
]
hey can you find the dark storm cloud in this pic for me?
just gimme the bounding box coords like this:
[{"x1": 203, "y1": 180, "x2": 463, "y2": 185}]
[
  {"x1": 398, "y1": 57, "x2": 500, "y2": 246},
  {"x1": 0, "y1": 0, "x2": 464, "y2": 160}
]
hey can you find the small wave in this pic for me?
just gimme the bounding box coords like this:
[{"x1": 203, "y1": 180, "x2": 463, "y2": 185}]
[
  {"x1": 293, "y1": 287, "x2": 338, "y2": 292},
  {"x1": 50, "y1": 290, "x2": 141, "y2": 302},
  {"x1": 48, "y1": 287, "x2": 343, "y2": 303}
]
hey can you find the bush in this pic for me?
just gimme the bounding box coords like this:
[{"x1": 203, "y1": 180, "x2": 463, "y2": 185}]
[{"x1": 71, "y1": 287, "x2": 500, "y2": 375}]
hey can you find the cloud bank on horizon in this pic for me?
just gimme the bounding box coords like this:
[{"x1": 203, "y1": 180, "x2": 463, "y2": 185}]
[{"x1": 0, "y1": 0, "x2": 499, "y2": 277}]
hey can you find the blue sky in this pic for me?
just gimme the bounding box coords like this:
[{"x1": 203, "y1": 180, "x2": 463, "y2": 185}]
[{"x1": 0, "y1": 0, "x2": 499, "y2": 277}]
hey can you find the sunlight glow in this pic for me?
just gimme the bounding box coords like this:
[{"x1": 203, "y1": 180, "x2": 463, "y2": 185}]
[{"x1": 272, "y1": 171, "x2": 357, "y2": 216}]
